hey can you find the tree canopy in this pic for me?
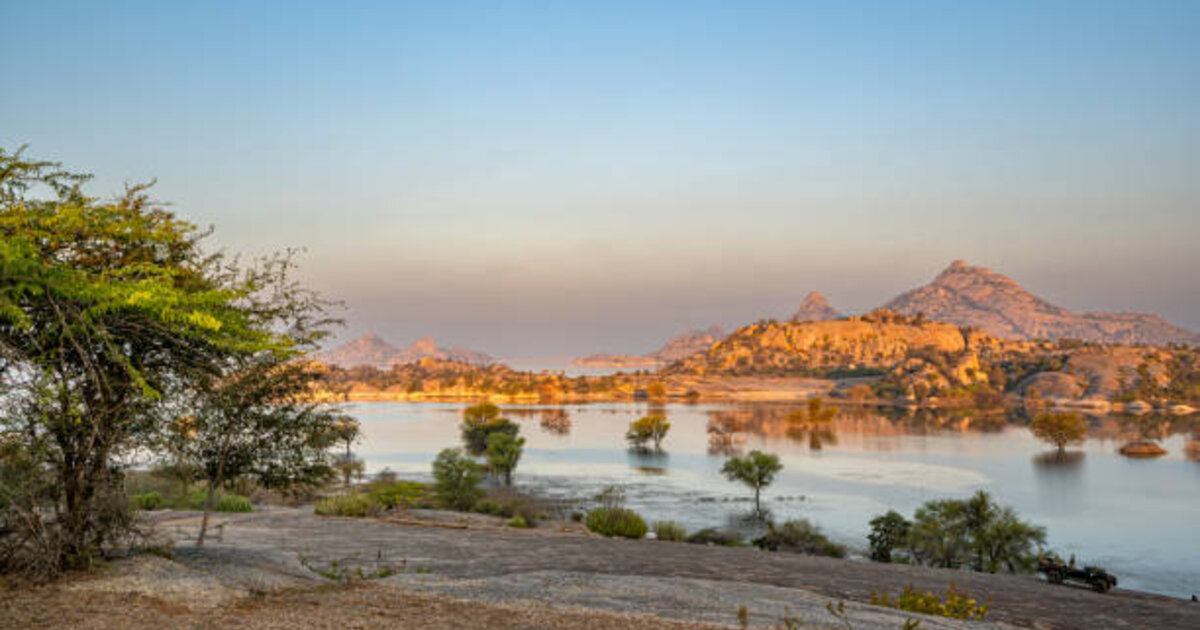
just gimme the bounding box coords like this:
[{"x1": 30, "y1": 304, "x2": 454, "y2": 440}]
[{"x1": 0, "y1": 146, "x2": 347, "y2": 576}]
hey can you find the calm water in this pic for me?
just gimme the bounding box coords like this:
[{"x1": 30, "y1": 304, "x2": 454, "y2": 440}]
[{"x1": 348, "y1": 401, "x2": 1200, "y2": 598}]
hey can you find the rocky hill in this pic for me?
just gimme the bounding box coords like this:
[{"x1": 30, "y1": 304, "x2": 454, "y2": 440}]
[
  {"x1": 668, "y1": 310, "x2": 990, "y2": 377},
  {"x1": 790, "y1": 291, "x2": 842, "y2": 322},
  {"x1": 883, "y1": 261, "x2": 1200, "y2": 346},
  {"x1": 317, "y1": 334, "x2": 492, "y2": 368},
  {"x1": 650, "y1": 326, "x2": 726, "y2": 362},
  {"x1": 573, "y1": 326, "x2": 725, "y2": 368}
]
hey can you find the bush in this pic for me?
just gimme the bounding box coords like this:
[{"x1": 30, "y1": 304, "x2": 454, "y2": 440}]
[
  {"x1": 585, "y1": 507, "x2": 647, "y2": 539},
  {"x1": 367, "y1": 480, "x2": 431, "y2": 510},
  {"x1": 653, "y1": 520, "x2": 688, "y2": 542},
  {"x1": 506, "y1": 515, "x2": 530, "y2": 528},
  {"x1": 214, "y1": 494, "x2": 253, "y2": 513},
  {"x1": 753, "y1": 519, "x2": 845, "y2": 558},
  {"x1": 432, "y1": 448, "x2": 484, "y2": 510},
  {"x1": 473, "y1": 498, "x2": 507, "y2": 516},
  {"x1": 868, "y1": 510, "x2": 911, "y2": 563},
  {"x1": 314, "y1": 494, "x2": 378, "y2": 518},
  {"x1": 131, "y1": 491, "x2": 165, "y2": 511},
  {"x1": 870, "y1": 584, "x2": 989, "y2": 620},
  {"x1": 686, "y1": 528, "x2": 744, "y2": 546}
]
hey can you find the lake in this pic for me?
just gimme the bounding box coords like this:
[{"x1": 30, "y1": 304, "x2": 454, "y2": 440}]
[{"x1": 347, "y1": 401, "x2": 1200, "y2": 599}]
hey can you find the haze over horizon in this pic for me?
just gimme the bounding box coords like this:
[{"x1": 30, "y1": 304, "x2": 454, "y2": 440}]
[{"x1": 4, "y1": 1, "x2": 1198, "y2": 357}]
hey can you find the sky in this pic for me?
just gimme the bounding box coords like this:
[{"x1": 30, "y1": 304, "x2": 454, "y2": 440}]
[{"x1": 3, "y1": 1, "x2": 1198, "y2": 357}]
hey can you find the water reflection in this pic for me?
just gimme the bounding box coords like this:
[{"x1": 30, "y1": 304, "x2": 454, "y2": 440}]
[
  {"x1": 538, "y1": 408, "x2": 571, "y2": 435},
  {"x1": 349, "y1": 401, "x2": 1200, "y2": 598}
]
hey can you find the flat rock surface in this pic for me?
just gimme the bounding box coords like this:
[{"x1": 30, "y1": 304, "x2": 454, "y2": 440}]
[{"x1": 146, "y1": 507, "x2": 1200, "y2": 630}]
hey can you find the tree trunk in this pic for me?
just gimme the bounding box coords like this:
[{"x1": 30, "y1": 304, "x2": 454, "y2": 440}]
[
  {"x1": 196, "y1": 479, "x2": 217, "y2": 547},
  {"x1": 754, "y1": 486, "x2": 761, "y2": 518},
  {"x1": 197, "y1": 436, "x2": 232, "y2": 547}
]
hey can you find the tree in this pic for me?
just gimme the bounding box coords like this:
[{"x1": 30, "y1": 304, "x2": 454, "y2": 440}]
[
  {"x1": 979, "y1": 507, "x2": 1046, "y2": 573},
  {"x1": 432, "y1": 448, "x2": 483, "y2": 510},
  {"x1": 1030, "y1": 412, "x2": 1087, "y2": 455},
  {"x1": 171, "y1": 359, "x2": 355, "y2": 546},
  {"x1": 460, "y1": 402, "x2": 518, "y2": 455},
  {"x1": 485, "y1": 431, "x2": 524, "y2": 486},
  {"x1": 626, "y1": 414, "x2": 670, "y2": 450},
  {"x1": 906, "y1": 491, "x2": 1045, "y2": 573},
  {"x1": 1, "y1": 147, "x2": 317, "y2": 574},
  {"x1": 907, "y1": 499, "x2": 969, "y2": 568},
  {"x1": 720, "y1": 450, "x2": 782, "y2": 518},
  {"x1": 868, "y1": 510, "x2": 911, "y2": 563}
]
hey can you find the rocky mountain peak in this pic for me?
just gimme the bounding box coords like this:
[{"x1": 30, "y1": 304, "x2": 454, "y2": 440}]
[
  {"x1": 884, "y1": 261, "x2": 1199, "y2": 345},
  {"x1": 790, "y1": 291, "x2": 842, "y2": 322}
]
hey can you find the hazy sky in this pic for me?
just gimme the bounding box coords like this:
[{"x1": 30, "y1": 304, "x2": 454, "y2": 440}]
[{"x1": 3, "y1": 1, "x2": 1198, "y2": 357}]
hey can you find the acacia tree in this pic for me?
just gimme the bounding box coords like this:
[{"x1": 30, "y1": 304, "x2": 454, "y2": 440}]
[
  {"x1": 720, "y1": 450, "x2": 782, "y2": 518},
  {"x1": 0, "y1": 146, "x2": 336, "y2": 574}
]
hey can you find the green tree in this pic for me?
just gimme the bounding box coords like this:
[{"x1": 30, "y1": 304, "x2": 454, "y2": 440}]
[
  {"x1": 625, "y1": 414, "x2": 670, "y2": 450},
  {"x1": 171, "y1": 359, "x2": 355, "y2": 546},
  {"x1": 460, "y1": 402, "x2": 518, "y2": 455},
  {"x1": 485, "y1": 431, "x2": 524, "y2": 486},
  {"x1": 867, "y1": 510, "x2": 911, "y2": 563},
  {"x1": 0, "y1": 147, "x2": 314, "y2": 573},
  {"x1": 1030, "y1": 412, "x2": 1087, "y2": 455},
  {"x1": 431, "y1": 448, "x2": 483, "y2": 510},
  {"x1": 906, "y1": 491, "x2": 1044, "y2": 573},
  {"x1": 720, "y1": 450, "x2": 782, "y2": 518}
]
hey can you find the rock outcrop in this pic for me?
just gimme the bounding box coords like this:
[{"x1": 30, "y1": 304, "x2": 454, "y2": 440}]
[
  {"x1": 883, "y1": 261, "x2": 1200, "y2": 346},
  {"x1": 790, "y1": 292, "x2": 841, "y2": 322},
  {"x1": 669, "y1": 312, "x2": 978, "y2": 376},
  {"x1": 317, "y1": 334, "x2": 492, "y2": 368}
]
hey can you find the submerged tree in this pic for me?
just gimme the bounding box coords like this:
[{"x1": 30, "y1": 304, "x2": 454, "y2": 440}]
[
  {"x1": 1030, "y1": 412, "x2": 1087, "y2": 455},
  {"x1": 720, "y1": 450, "x2": 782, "y2": 518},
  {"x1": 485, "y1": 431, "x2": 524, "y2": 486},
  {"x1": 626, "y1": 414, "x2": 670, "y2": 450},
  {"x1": 460, "y1": 402, "x2": 518, "y2": 455}
]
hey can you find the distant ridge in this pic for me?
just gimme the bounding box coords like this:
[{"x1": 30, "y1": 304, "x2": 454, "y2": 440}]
[
  {"x1": 882, "y1": 260, "x2": 1200, "y2": 345},
  {"x1": 790, "y1": 291, "x2": 842, "y2": 322},
  {"x1": 317, "y1": 334, "x2": 493, "y2": 368},
  {"x1": 573, "y1": 326, "x2": 726, "y2": 367}
]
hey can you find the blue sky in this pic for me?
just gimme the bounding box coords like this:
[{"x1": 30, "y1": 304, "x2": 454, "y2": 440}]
[{"x1": 3, "y1": 1, "x2": 1198, "y2": 356}]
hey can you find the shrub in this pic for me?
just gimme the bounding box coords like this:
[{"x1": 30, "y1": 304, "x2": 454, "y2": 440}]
[
  {"x1": 585, "y1": 507, "x2": 647, "y2": 539},
  {"x1": 753, "y1": 519, "x2": 845, "y2": 558},
  {"x1": 214, "y1": 494, "x2": 253, "y2": 513},
  {"x1": 473, "y1": 498, "x2": 507, "y2": 516},
  {"x1": 687, "y1": 528, "x2": 744, "y2": 546},
  {"x1": 367, "y1": 480, "x2": 431, "y2": 510},
  {"x1": 506, "y1": 515, "x2": 530, "y2": 528},
  {"x1": 314, "y1": 494, "x2": 378, "y2": 518},
  {"x1": 131, "y1": 491, "x2": 165, "y2": 511},
  {"x1": 653, "y1": 520, "x2": 688, "y2": 542},
  {"x1": 432, "y1": 448, "x2": 484, "y2": 510},
  {"x1": 868, "y1": 510, "x2": 911, "y2": 563},
  {"x1": 870, "y1": 584, "x2": 990, "y2": 620}
]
